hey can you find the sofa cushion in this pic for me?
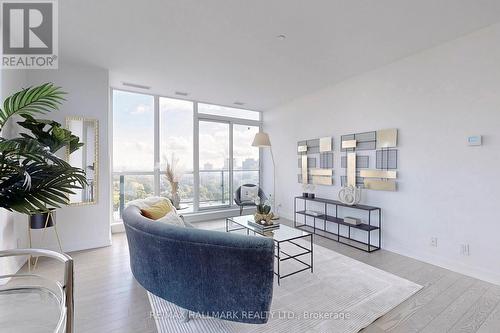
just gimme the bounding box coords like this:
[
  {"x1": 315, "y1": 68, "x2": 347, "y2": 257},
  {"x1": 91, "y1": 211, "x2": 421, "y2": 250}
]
[
  {"x1": 156, "y1": 210, "x2": 185, "y2": 227},
  {"x1": 140, "y1": 200, "x2": 174, "y2": 220}
]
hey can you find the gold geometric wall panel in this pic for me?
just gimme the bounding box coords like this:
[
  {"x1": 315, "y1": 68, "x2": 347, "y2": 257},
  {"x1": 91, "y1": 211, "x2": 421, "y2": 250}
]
[
  {"x1": 312, "y1": 176, "x2": 333, "y2": 185},
  {"x1": 341, "y1": 128, "x2": 399, "y2": 191},
  {"x1": 310, "y1": 168, "x2": 333, "y2": 176},
  {"x1": 301, "y1": 155, "x2": 308, "y2": 184},
  {"x1": 364, "y1": 179, "x2": 397, "y2": 191},
  {"x1": 319, "y1": 137, "x2": 332, "y2": 152},
  {"x1": 341, "y1": 140, "x2": 357, "y2": 149},
  {"x1": 297, "y1": 137, "x2": 334, "y2": 186},
  {"x1": 360, "y1": 170, "x2": 397, "y2": 179},
  {"x1": 376, "y1": 129, "x2": 398, "y2": 149},
  {"x1": 347, "y1": 152, "x2": 356, "y2": 186}
]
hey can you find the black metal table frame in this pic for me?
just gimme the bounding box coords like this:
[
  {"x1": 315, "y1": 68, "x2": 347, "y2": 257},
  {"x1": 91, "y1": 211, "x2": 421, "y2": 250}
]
[
  {"x1": 225, "y1": 218, "x2": 313, "y2": 285},
  {"x1": 294, "y1": 196, "x2": 381, "y2": 253}
]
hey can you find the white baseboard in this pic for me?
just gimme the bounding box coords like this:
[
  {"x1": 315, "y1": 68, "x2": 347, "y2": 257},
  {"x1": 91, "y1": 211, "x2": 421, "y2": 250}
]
[{"x1": 383, "y1": 245, "x2": 500, "y2": 286}]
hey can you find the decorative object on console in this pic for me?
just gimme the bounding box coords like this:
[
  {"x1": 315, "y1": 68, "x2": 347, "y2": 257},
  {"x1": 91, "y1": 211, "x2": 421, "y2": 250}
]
[
  {"x1": 298, "y1": 136, "x2": 334, "y2": 186},
  {"x1": 343, "y1": 216, "x2": 362, "y2": 225},
  {"x1": 304, "y1": 210, "x2": 322, "y2": 217},
  {"x1": 341, "y1": 128, "x2": 399, "y2": 191},
  {"x1": 338, "y1": 185, "x2": 362, "y2": 206}
]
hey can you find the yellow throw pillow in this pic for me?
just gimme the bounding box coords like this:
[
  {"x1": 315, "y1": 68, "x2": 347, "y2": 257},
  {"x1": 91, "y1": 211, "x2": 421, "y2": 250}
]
[{"x1": 141, "y1": 200, "x2": 173, "y2": 220}]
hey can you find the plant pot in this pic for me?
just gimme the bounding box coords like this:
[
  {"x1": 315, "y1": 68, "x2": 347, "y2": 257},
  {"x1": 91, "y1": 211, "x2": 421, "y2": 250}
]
[
  {"x1": 29, "y1": 209, "x2": 56, "y2": 229},
  {"x1": 302, "y1": 192, "x2": 308, "y2": 197},
  {"x1": 309, "y1": 193, "x2": 315, "y2": 199}
]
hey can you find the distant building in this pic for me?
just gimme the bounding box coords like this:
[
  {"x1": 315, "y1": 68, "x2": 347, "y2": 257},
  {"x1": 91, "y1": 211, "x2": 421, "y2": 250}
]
[{"x1": 242, "y1": 158, "x2": 259, "y2": 170}]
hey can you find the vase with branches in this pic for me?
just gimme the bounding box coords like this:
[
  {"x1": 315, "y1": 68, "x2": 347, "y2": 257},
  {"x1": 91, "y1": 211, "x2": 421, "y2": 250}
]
[
  {"x1": 165, "y1": 153, "x2": 185, "y2": 209},
  {"x1": 0, "y1": 83, "x2": 86, "y2": 215}
]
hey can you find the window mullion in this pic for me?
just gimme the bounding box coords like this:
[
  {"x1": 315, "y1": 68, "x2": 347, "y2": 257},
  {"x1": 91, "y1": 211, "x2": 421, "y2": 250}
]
[
  {"x1": 229, "y1": 122, "x2": 234, "y2": 206},
  {"x1": 154, "y1": 95, "x2": 160, "y2": 196},
  {"x1": 193, "y1": 102, "x2": 200, "y2": 212}
]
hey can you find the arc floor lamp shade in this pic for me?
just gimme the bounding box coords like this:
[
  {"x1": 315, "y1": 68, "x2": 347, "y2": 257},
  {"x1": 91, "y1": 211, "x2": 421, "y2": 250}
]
[{"x1": 252, "y1": 132, "x2": 271, "y2": 147}]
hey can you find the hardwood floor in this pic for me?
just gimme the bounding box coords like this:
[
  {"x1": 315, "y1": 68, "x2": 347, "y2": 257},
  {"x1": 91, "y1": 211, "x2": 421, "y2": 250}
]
[{"x1": 28, "y1": 218, "x2": 500, "y2": 333}]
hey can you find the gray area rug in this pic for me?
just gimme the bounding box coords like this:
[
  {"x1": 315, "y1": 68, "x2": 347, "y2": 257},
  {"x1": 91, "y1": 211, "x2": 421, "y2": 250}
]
[{"x1": 148, "y1": 240, "x2": 422, "y2": 333}]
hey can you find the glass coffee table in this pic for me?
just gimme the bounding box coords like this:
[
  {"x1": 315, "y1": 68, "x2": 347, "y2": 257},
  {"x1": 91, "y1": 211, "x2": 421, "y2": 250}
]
[{"x1": 226, "y1": 215, "x2": 313, "y2": 285}]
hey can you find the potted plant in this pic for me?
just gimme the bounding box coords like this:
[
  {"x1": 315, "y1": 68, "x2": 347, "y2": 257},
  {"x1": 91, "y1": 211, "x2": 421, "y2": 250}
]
[{"x1": 0, "y1": 83, "x2": 86, "y2": 222}]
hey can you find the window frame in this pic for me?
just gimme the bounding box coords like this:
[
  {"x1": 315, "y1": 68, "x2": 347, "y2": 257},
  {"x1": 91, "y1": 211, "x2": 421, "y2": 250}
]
[{"x1": 111, "y1": 88, "x2": 262, "y2": 220}]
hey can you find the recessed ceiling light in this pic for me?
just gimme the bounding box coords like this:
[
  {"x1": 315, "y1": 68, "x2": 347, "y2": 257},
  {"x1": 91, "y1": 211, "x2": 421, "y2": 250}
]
[
  {"x1": 175, "y1": 91, "x2": 189, "y2": 96},
  {"x1": 234, "y1": 101, "x2": 245, "y2": 106},
  {"x1": 122, "y1": 82, "x2": 151, "y2": 90},
  {"x1": 277, "y1": 34, "x2": 287, "y2": 40}
]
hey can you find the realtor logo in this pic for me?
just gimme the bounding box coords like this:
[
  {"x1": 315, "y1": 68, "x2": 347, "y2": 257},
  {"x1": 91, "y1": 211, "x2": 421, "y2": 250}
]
[{"x1": 1, "y1": 0, "x2": 58, "y2": 69}]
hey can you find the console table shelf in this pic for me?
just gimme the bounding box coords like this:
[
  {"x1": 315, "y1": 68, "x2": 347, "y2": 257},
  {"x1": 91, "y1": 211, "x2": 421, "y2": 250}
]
[{"x1": 294, "y1": 196, "x2": 381, "y2": 253}]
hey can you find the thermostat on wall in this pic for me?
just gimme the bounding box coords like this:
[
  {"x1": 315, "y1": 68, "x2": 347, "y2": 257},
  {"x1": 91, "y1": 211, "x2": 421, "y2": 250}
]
[{"x1": 467, "y1": 135, "x2": 482, "y2": 146}]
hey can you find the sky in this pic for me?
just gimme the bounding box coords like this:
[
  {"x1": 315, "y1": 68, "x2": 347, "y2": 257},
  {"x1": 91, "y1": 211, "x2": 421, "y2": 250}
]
[{"x1": 113, "y1": 90, "x2": 259, "y2": 173}]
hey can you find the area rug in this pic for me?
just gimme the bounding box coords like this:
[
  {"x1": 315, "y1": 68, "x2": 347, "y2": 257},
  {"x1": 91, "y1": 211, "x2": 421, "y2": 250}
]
[{"x1": 148, "y1": 241, "x2": 422, "y2": 333}]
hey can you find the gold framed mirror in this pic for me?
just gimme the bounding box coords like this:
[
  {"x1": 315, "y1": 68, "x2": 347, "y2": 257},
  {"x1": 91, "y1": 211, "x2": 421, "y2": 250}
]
[{"x1": 65, "y1": 117, "x2": 99, "y2": 205}]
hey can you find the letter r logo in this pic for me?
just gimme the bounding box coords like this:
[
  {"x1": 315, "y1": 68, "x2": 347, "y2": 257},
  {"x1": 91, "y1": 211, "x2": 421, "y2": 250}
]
[{"x1": 2, "y1": 2, "x2": 53, "y2": 54}]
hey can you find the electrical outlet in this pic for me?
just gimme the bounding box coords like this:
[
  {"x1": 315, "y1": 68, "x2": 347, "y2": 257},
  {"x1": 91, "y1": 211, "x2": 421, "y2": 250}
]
[
  {"x1": 430, "y1": 237, "x2": 438, "y2": 247},
  {"x1": 460, "y1": 244, "x2": 470, "y2": 256}
]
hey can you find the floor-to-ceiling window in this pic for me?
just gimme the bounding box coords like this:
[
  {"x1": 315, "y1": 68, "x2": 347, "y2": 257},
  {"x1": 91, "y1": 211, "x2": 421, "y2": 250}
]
[
  {"x1": 159, "y1": 97, "x2": 195, "y2": 211},
  {"x1": 112, "y1": 90, "x2": 155, "y2": 220},
  {"x1": 112, "y1": 89, "x2": 261, "y2": 221}
]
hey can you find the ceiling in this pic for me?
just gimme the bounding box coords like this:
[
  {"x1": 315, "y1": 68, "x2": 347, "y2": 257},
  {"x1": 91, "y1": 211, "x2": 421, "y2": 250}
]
[{"x1": 60, "y1": 0, "x2": 500, "y2": 110}]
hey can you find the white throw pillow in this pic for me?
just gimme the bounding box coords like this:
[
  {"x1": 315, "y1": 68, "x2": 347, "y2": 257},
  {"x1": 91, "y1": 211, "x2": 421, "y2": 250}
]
[
  {"x1": 241, "y1": 185, "x2": 258, "y2": 202},
  {"x1": 156, "y1": 211, "x2": 185, "y2": 227}
]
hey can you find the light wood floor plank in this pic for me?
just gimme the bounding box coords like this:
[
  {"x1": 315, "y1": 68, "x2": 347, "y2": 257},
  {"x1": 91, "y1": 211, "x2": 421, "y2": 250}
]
[
  {"x1": 419, "y1": 279, "x2": 492, "y2": 333},
  {"x1": 449, "y1": 285, "x2": 500, "y2": 333},
  {"x1": 375, "y1": 271, "x2": 461, "y2": 331},
  {"x1": 477, "y1": 300, "x2": 500, "y2": 333}
]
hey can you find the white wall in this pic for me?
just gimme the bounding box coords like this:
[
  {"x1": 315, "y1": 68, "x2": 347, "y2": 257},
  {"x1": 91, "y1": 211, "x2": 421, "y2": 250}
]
[
  {"x1": 25, "y1": 61, "x2": 112, "y2": 252},
  {"x1": 0, "y1": 70, "x2": 29, "y2": 277},
  {"x1": 263, "y1": 24, "x2": 500, "y2": 285}
]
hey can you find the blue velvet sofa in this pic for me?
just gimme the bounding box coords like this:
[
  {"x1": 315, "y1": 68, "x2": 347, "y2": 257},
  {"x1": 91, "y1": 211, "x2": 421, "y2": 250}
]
[{"x1": 122, "y1": 205, "x2": 275, "y2": 324}]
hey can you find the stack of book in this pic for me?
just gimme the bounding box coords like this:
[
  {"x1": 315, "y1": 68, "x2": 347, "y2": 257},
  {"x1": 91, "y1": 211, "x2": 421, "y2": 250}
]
[{"x1": 248, "y1": 220, "x2": 280, "y2": 230}]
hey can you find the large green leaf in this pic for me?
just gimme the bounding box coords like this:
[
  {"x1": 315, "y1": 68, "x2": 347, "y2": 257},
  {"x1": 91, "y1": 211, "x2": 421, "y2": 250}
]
[
  {"x1": 0, "y1": 83, "x2": 65, "y2": 131},
  {"x1": 17, "y1": 115, "x2": 84, "y2": 154}
]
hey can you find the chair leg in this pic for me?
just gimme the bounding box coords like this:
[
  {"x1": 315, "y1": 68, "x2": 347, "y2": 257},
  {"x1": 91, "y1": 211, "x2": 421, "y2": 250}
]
[{"x1": 239, "y1": 206, "x2": 243, "y2": 215}]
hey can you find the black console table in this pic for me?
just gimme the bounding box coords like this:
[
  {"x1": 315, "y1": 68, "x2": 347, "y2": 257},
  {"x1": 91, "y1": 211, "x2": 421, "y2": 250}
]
[{"x1": 294, "y1": 196, "x2": 381, "y2": 253}]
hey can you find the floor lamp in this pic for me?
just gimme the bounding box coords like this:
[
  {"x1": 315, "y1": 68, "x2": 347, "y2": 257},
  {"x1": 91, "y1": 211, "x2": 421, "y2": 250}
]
[{"x1": 252, "y1": 132, "x2": 279, "y2": 219}]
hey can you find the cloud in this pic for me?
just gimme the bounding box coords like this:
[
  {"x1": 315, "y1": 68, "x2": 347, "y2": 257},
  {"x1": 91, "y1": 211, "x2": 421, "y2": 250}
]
[{"x1": 130, "y1": 104, "x2": 152, "y2": 115}]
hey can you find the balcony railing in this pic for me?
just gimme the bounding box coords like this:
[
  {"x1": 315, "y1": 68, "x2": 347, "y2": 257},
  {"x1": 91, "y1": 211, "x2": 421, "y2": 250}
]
[{"x1": 113, "y1": 169, "x2": 259, "y2": 219}]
